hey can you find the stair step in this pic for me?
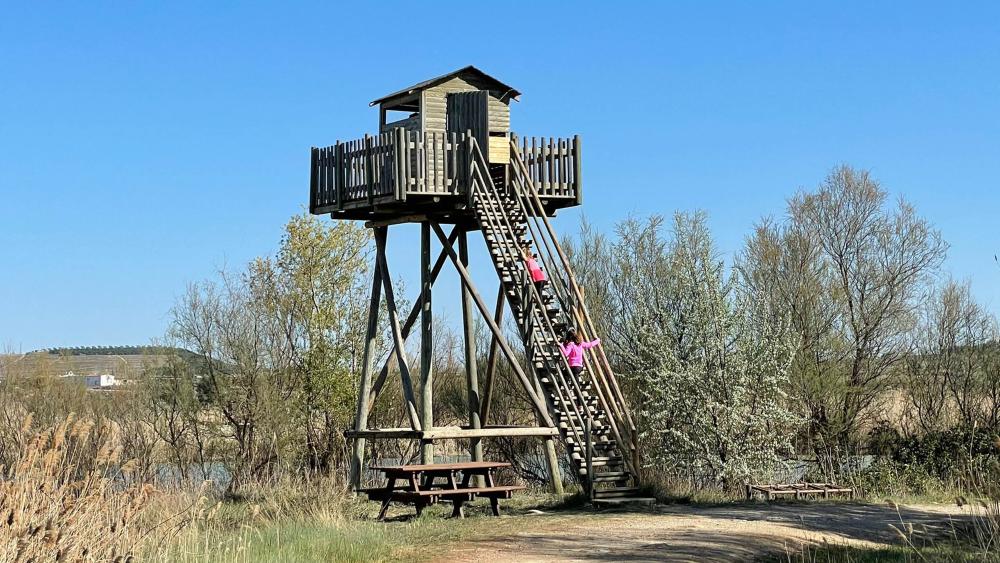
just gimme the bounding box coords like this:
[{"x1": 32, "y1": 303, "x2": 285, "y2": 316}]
[
  {"x1": 558, "y1": 423, "x2": 612, "y2": 434},
  {"x1": 592, "y1": 497, "x2": 657, "y2": 507},
  {"x1": 566, "y1": 437, "x2": 615, "y2": 448},
  {"x1": 556, "y1": 410, "x2": 606, "y2": 420},
  {"x1": 593, "y1": 487, "x2": 642, "y2": 499},
  {"x1": 571, "y1": 453, "x2": 623, "y2": 463},
  {"x1": 568, "y1": 440, "x2": 616, "y2": 449},
  {"x1": 539, "y1": 376, "x2": 592, "y2": 387},
  {"x1": 592, "y1": 471, "x2": 629, "y2": 482},
  {"x1": 550, "y1": 392, "x2": 598, "y2": 403},
  {"x1": 580, "y1": 458, "x2": 624, "y2": 467}
]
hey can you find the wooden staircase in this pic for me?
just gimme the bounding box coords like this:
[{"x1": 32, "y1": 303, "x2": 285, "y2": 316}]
[{"x1": 464, "y1": 139, "x2": 653, "y2": 506}]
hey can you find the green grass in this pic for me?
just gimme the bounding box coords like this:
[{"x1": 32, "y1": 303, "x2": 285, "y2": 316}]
[
  {"x1": 146, "y1": 491, "x2": 575, "y2": 563},
  {"x1": 767, "y1": 542, "x2": 994, "y2": 563}
]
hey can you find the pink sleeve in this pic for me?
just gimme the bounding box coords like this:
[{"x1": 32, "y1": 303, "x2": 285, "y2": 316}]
[
  {"x1": 581, "y1": 338, "x2": 601, "y2": 349},
  {"x1": 559, "y1": 343, "x2": 569, "y2": 356}
]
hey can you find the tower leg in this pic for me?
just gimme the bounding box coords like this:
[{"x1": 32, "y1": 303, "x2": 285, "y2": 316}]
[
  {"x1": 349, "y1": 263, "x2": 383, "y2": 490},
  {"x1": 543, "y1": 437, "x2": 564, "y2": 495},
  {"x1": 531, "y1": 357, "x2": 564, "y2": 496},
  {"x1": 420, "y1": 222, "x2": 434, "y2": 464},
  {"x1": 375, "y1": 227, "x2": 422, "y2": 432},
  {"x1": 459, "y1": 230, "x2": 484, "y2": 485},
  {"x1": 478, "y1": 287, "x2": 505, "y2": 425}
]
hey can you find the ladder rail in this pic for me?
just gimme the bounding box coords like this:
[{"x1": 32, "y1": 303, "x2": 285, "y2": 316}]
[
  {"x1": 468, "y1": 142, "x2": 592, "y2": 416},
  {"x1": 509, "y1": 140, "x2": 642, "y2": 475},
  {"x1": 470, "y1": 140, "x2": 638, "y2": 480},
  {"x1": 508, "y1": 161, "x2": 631, "y2": 432},
  {"x1": 507, "y1": 161, "x2": 635, "y2": 477},
  {"x1": 468, "y1": 163, "x2": 591, "y2": 455},
  {"x1": 465, "y1": 141, "x2": 594, "y2": 454},
  {"x1": 514, "y1": 174, "x2": 640, "y2": 477}
]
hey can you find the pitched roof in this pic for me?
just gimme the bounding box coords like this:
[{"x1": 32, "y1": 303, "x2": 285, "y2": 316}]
[{"x1": 369, "y1": 66, "x2": 521, "y2": 107}]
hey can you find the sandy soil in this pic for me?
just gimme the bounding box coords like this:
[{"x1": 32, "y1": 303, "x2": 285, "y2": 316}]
[{"x1": 439, "y1": 501, "x2": 970, "y2": 562}]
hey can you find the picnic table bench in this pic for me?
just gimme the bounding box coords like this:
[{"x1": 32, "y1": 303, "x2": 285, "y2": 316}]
[
  {"x1": 745, "y1": 482, "x2": 854, "y2": 500},
  {"x1": 360, "y1": 461, "x2": 525, "y2": 519}
]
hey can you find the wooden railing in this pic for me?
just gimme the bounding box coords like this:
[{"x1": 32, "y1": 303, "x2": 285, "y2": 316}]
[
  {"x1": 397, "y1": 130, "x2": 468, "y2": 196},
  {"x1": 516, "y1": 136, "x2": 581, "y2": 200},
  {"x1": 310, "y1": 129, "x2": 581, "y2": 213},
  {"x1": 311, "y1": 132, "x2": 397, "y2": 212}
]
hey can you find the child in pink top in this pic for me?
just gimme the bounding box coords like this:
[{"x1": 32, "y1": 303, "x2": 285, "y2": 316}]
[
  {"x1": 522, "y1": 245, "x2": 547, "y2": 292},
  {"x1": 560, "y1": 328, "x2": 601, "y2": 377}
]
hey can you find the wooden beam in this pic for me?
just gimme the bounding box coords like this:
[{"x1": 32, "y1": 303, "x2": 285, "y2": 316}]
[
  {"x1": 344, "y1": 426, "x2": 560, "y2": 440},
  {"x1": 429, "y1": 222, "x2": 554, "y2": 428},
  {"x1": 420, "y1": 222, "x2": 434, "y2": 463},
  {"x1": 423, "y1": 426, "x2": 559, "y2": 439},
  {"x1": 364, "y1": 213, "x2": 429, "y2": 228},
  {"x1": 367, "y1": 226, "x2": 461, "y2": 408},
  {"x1": 459, "y1": 231, "x2": 484, "y2": 478},
  {"x1": 345, "y1": 428, "x2": 422, "y2": 440},
  {"x1": 348, "y1": 263, "x2": 382, "y2": 489},
  {"x1": 375, "y1": 227, "x2": 422, "y2": 431},
  {"x1": 479, "y1": 286, "x2": 505, "y2": 424}
]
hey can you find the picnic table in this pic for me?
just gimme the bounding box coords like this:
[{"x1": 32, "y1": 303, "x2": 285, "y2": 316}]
[{"x1": 361, "y1": 461, "x2": 524, "y2": 519}]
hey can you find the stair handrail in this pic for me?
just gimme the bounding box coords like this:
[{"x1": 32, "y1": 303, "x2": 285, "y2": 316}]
[
  {"x1": 503, "y1": 161, "x2": 629, "y2": 430},
  {"x1": 507, "y1": 160, "x2": 634, "y2": 476},
  {"x1": 467, "y1": 154, "x2": 591, "y2": 456},
  {"x1": 510, "y1": 165, "x2": 640, "y2": 477},
  {"x1": 508, "y1": 139, "x2": 642, "y2": 477},
  {"x1": 464, "y1": 138, "x2": 594, "y2": 457}
]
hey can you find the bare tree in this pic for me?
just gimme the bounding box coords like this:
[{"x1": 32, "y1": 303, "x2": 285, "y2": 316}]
[{"x1": 741, "y1": 165, "x2": 947, "y2": 459}]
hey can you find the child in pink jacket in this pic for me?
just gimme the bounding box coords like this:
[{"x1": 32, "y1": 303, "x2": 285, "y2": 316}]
[
  {"x1": 560, "y1": 328, "x2": 600, "y2": 377},
  {"x1": 522, "y1": 245, "x2": 547, "y2": 293}
]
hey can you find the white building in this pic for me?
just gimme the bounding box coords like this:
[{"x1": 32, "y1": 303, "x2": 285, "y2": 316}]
[{"x1": 62, "y1": 372, "x2": 118, "y2": 390}]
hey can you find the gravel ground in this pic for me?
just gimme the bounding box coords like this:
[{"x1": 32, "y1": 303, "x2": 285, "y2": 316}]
[{"x1": 439, "y1": 501, "x2": 970, "y2": 562}]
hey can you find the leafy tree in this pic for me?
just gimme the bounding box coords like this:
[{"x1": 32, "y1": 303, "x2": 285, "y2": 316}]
[
  {"x1": 169, "y1": 213, "x2": 372, "y2": 486},
  {"x1": 249, "y1": 214, "x2": 371, "y2": 472},
  {"x1": 569, "y1": 212, "x2": 799, "y2": 488}
]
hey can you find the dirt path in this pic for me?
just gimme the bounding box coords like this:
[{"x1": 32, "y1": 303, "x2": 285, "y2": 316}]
[{"x1": 439, "y1": 502, "x2": 970, "y2": 562}]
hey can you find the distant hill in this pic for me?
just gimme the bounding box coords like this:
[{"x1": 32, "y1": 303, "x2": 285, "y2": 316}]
[
  {"x1": 2, "y1": 346, "x2": 204, "y2": 379},
  {"x1": 36, "y1": 345, "x2": 194, "y2": 357}
]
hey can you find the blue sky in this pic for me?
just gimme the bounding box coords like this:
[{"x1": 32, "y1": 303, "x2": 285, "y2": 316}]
[{"x1": 2, "y1": 1, "x2": 999, "y2": 351}]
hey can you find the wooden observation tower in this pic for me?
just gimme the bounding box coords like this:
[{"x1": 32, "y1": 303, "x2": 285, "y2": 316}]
[{"x1": 309, "y1": 66, "x2": 645, "y2": 504}]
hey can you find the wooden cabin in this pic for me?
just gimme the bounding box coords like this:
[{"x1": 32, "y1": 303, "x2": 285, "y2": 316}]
[{"x1": 310, "y1": 66, "x2": 582, "y2": 222}]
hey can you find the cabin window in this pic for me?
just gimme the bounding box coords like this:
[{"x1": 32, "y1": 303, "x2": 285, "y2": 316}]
[{"x1": 384, "y1": 109, "x2": 417, "y2": 126}]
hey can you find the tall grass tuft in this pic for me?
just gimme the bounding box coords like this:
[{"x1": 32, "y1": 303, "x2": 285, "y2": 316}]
[{"x1": 0, "y1": 414, "x2": 156, "y2": 562}]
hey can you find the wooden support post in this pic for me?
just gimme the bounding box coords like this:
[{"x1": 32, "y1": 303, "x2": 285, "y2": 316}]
[
  {"x1": 459, "y1": 231, "x2": 484, "y2": 484},
  {"x1": 335, "y1": 142, "x2": 344, "y2": 211},
  {"x1": 367, "y1": 227, "x2": 461, "y2": 409},
  {"x1": 573, "y1": 135, "x2": 583, "y2": 206},
  {"x1": 585, "y1": 417, "x2": 594, "y2": 501},
  {"x1": 429, "y1": 223, "x2": 554, "y2": 427},
  {"x1": 349, "y1": 263, "x2": 382, "y2": 490},
  {"x1": 478, "y1": 287, "x2": 505, "y2": 424},
  {"x1": 531, "y1": 360, "x2": 564, "y2": 496},
  {"x1": 420, "y1": 222, "x2": 434, "y2": 463},
  {"x1": 542, "y1": 437, "x2": 564, "y2": 495},
  {"x1": 364, "y1": 134, "x2": 374, "y2": 206},
  {"x1": 375, "y1": 227, "x2": 422, "y2": 431}
]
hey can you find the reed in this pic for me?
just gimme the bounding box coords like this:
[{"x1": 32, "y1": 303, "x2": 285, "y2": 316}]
[{"x1": 0, "y1": 414, "x2": 157, "y2": 562}]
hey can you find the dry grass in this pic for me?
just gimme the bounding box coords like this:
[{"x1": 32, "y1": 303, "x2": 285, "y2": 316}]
[{"x1": 0, "y1": 414, "x2": 157, "y2": 562}]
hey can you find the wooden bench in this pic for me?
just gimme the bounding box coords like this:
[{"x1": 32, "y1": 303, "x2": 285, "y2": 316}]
[
  {"x1": 746, "y1": 482, "x2": 854, "y2": 500},
  {"x1": 363, "y1": 462, "x2": 523, "y2": 519}
]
